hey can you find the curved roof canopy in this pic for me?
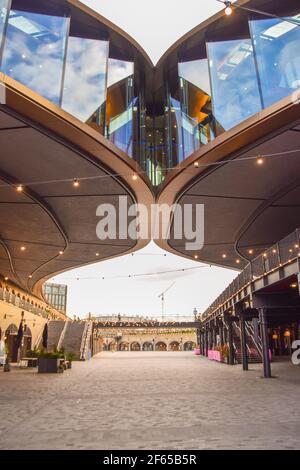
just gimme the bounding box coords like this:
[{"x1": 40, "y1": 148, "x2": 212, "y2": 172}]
[{"x1": 0, "y1": 0, "x2": 300, "y2": 300}]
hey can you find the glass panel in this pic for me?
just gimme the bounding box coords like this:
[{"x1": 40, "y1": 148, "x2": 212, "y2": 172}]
[
  {"x1": 0, "y1": 0, "x2": 10, "y2": 52},
  {"x1": 62, "y1": 35, "x2": 108, "y2": 131},
  {"x1": 250, "y1": 14, "x2": 300, "y2": 108},
  {"x1": 178, "y1": 59, "x2": 215, "y2": 158},
  {"x1": 170, "y1": 95, "x2": 184, "y2": 165},
  {"x1": 1, "y1": 1, "x2": 69, "y2": 105},
  {"x1": 105, "y1": 58, "x2": 135, "y2": 156},
  {"x1": 207, "y1": 39, "x2": 262, "y2": 132}
]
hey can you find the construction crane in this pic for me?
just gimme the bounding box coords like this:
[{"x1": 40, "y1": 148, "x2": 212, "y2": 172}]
[{"x1": 158, "y1": 282, "x2": 176, "y2": 321}]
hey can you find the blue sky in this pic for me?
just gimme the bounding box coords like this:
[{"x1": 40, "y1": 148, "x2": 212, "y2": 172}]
[{"x1": 52, "y1": 0, "x2": 237, "y2": 319}]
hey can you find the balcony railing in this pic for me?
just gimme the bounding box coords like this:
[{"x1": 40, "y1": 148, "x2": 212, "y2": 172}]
[
  {"x1": 0, "y1": 287, "x2": 62, "y2": 319},
  {"x1": 203, "y1": 228, "x2": 300, "y2": 320}
]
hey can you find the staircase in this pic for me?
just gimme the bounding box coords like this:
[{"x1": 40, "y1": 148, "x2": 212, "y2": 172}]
[
  {"x1": 60, "y1": 322, "x2": 87, "y2": 360},
  {"x1": 47, "y1": 321, "x2": 66, "y2": 351},
  {"x1": 232, "y1": 321, "x2": 262, "y2": 364}
]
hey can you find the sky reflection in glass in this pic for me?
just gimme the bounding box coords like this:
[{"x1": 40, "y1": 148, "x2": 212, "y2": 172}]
[
  {"x1": 62, "y1": 37, "x2": 109, "y2": 123},
  {"x1": 1, "y1": 7, "x2": 69, "y2": 105},
  {"x1": 207, "y1": 39, "x2": 262, "y2": 131},
  {"x1": 250, "y1": 15, "x2": 300, "y2": 108}
]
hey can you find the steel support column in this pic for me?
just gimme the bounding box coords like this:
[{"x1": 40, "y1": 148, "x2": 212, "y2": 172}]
[
  {"x1": 259, "y1": 308, "x2": 272, "y2": 378},
  {"x1": 220, "y1": 321, "x2": 224, "y2": 346},
  {"x1": 239, "y1": 314, "x2": 248, "y2": 371},
  {"x1": 227, "y1": 320, "x2": 234, "y2": 365}
]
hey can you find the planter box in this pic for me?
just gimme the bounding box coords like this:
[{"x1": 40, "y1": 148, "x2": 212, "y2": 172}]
[
  {"x1": 208, "y1": 350, "x2": 226, "y2": 362},
  {"x1": 38, "y1": 357, "x2": 59, "y2": 373},
  {"x1": 194, "y1": 348, "x2": 201, "y2": 355}
]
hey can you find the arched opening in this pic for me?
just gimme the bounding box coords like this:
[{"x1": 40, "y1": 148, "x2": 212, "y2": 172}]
[
  {"x1": 130, "y1": 342, "x2": 141, "y2": 351},
  {"x1": 108, "y1": 342, "x2": 117, "y2": 352},
  {"x1": 119, "y1": 342, "x2": 129, "y2": 351},
  {"x1": 5, "y1": 324, "x2": 18, "y2": 362},
  {"x1": 155, "y1": 341, "x2": 167, "y2": 351},
  {"x1": 21, "y1": 326, "x2": 32, "y2": 357},
  {"x1": 142, "y1": 342, "x2": 153, "y2": 351},
  {"x1": 169, "y1": 341, "x2": 180, "y2": 351},
  {"x1": 183, "y1": 341, "x2": 196, "y2": 351}
]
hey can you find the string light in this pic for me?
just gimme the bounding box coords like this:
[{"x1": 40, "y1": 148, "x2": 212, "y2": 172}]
[
  {"x1": 20, "y1": 246, "x2": 26, "y2": 251},
  {"x1": 73, "y1": 178, "x2": 80, "y2": 187},
  {"x1": 256, "y1": 157, "x2": 264, "y2": 165},
  {"x1": 58, "y1": 250, "x2": 64, "y2": 255},
  {"x1": 28, "y1": 275, "x2": 32, "y2": 279},
  {"x1": 224, "y1": 1, "x2": 232, "y2": 15},
  {"x1": 96, "y1": 252, "x2": 100, "y2": 257},
  {"x1": 4, "y1": 277, "x2": 8, "y2": 281},
  {"x1": 54, "y1": 265, "x2": 210, "y2": 282},
  {"x1": 194, "y1": 161, "x2": 199, "y2": 168},
  {"x1": 3, "y1": 148, "x2": 300, "y2": 190},
  {"x1": 194, "y1": 255, "x2": 199, "y2": 260},
  {"x1": 222, "y1": 254, "x2": 227, "y2": 259},
  {"x1": 248, "y1": 249, "x2": 253, "y2": 255},
  {"x1": 217, "y1": 0, "x2": 300, "y2": 27}
]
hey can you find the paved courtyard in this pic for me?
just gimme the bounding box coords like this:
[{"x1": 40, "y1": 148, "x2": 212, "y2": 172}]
[{"x1": 0, "y1": 352, "x2": 300, "y2": 450}]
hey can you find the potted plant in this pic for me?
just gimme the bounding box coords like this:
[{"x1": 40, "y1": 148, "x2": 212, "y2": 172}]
[
  {"x1": 37, "y1": 350, "x2": 60, "y2": 373},
  {"x1": 26, "y1": 348, "x2": 39, "y2": 367},
  {"x1": 66, "y1": 352, "x2": 76, "y2": 369},
  {"x1": 58, "y1": 364, "x2": 64, "y2": 373}
]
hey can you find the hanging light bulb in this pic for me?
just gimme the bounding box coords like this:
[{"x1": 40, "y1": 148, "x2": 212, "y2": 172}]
[
  {"x1": 73, "y1": 178, "x2": 80, "y2": 188},
  {"x1": 16, "y1": 184, "x2": 23, "y2": 192},
  {"x1": 224, "y1": 1, "x2": 233, "y2": 15},
  {"x1": 256, "y1": 157, "x2": 264, "y2": 165}
]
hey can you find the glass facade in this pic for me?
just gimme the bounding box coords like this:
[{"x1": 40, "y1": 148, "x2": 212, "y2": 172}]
[
  {"x1": 178, "y1": 59, "x2": 215, "y2": 157},
  {"x1": 1, "y1": 1, "x2": 69, "y2": 105},
  {"x1": 62, "y1": 35, "x2": 109, "y2": 131},
  {"x1": 105, "y1": 58, "x2": 135, "y2": 157},
  {"x1": 0, "y1": 0, "x2": 299, "y2": 185},
  {"x1": 207, "y1": 39, "x2": 262, "y2": 131},
  {"x1": 43, "y1": 283, "x2": 67, "y2": 313},
  {"x1": 250, "y1": 14, "x2": 300, "y2": 108}
]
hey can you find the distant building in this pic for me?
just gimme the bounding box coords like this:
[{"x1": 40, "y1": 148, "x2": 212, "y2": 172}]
[{"x1": 43, "y1": 283, "x2": 68, "y2": 314}]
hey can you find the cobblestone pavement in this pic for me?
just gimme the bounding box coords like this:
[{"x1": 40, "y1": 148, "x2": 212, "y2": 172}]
[{"x1": 0, "y1": 352, "x2": 300, "y2": 450}]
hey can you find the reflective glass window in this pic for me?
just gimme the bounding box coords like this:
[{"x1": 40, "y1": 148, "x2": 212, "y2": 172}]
[
  {"x1": 207, "y1": 39, "x2": 262, "y2": 132},
  {"x1": 250, "y1": 14, "x2": 300, "y2": 108},
  {"x1": 1, "y1": 0, "x2": 69, "y2": 105},
  {"x1": 105, "y1": 58, "x2": 135, "y2": 156},
  {"x1": 178, "y1": 59, "x2": 215, "y2": 158},
  {"x1": 62, "y1": 34, "x2": 108, "y2": 130},
  {"x1": 0, "y1": 0, "x2": 10, "y2": 51}
]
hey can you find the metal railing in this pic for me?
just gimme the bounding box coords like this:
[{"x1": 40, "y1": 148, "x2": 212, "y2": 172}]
[
  {"x1": 80, "y1": 321, "x2": 93, "y2": 360},
  {"x1": 203, "y1": 228, "x2": 300, "y2": 320}
]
